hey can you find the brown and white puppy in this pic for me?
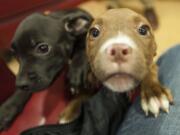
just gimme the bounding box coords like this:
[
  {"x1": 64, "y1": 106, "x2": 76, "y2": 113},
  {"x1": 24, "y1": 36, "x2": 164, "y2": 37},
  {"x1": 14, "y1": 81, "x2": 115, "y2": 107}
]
[{"x1": 86, "y1": 8, "x2": 173, "y2": 117}]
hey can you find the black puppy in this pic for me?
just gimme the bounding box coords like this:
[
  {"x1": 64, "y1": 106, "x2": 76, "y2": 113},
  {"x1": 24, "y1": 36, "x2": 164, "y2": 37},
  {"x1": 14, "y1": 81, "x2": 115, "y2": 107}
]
[{"x1": 0, "y1": 8, "x2": 93, "y2": 131}]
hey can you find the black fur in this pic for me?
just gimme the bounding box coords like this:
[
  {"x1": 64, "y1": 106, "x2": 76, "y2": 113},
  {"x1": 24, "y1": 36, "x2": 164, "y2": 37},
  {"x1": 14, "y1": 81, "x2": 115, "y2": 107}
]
[
  {"x1": 0, "y1": 8, "x2": 93, "y2": 131},
  {"x1": 13, "y1": 9, "x2": 92, "y2": 91},
  {"x1": 21, "y1": 87, "x2": 129, "y2": 135}
]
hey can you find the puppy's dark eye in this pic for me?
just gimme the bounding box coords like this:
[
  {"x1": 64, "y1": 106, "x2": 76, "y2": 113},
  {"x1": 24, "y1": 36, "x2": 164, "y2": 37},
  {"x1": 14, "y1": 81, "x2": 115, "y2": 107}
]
[
  {"x1": 138, "y1": 25, "x2": 150, "y2": 36},
  {"x1": 89, "y1": 27, "x2": 100, "y2": 38},
  {"x1": 35, "y1": 43, "x2": 50, "y2": 55}
]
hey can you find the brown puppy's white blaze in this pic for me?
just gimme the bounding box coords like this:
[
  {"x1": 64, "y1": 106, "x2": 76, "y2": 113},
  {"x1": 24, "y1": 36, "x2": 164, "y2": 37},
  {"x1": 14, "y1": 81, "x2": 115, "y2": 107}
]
[{"x1": 86, "y1": 8, "x2": 173, "y2": 117}]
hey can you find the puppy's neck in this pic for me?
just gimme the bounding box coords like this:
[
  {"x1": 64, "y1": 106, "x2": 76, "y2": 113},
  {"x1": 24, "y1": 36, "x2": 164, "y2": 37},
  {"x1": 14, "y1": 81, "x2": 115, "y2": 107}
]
[{"x1": 127, "y1": 85, "x2": 140, "y2": 103}]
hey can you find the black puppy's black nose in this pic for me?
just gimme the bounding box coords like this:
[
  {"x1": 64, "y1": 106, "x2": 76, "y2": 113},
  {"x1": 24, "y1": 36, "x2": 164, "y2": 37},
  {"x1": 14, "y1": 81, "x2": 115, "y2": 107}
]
[
  {"x1": 17, "y1": 84, "x2": 30, "y2": 91},
  {"x1": 16, "y1": 79, "x2": 30, "y2": 91},
  {"x1": 28, "y1": 72, "x2": 37, "y2": 80},
  {"x1": 19, "y1": 85, "x2": 29, "y2": 91}
]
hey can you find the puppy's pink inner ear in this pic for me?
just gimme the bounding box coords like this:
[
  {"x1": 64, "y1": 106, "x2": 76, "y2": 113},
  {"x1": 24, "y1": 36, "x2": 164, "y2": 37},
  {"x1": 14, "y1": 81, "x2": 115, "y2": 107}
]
[
  {"x1": 43, "y1": 10, "x2": 51, "y2": 16},
  {"x1": 74, "y1": 18, "x2": 89, "y2": 31},
  {"x1": 65, "y1": 18, "x2": 89, "y2": 34}
]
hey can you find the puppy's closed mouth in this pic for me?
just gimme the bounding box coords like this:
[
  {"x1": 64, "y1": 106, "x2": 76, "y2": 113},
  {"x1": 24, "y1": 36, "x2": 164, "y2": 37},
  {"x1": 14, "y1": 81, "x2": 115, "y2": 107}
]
[{"x1": 104, "y1": 72, "x2": 137, "y2": 82}]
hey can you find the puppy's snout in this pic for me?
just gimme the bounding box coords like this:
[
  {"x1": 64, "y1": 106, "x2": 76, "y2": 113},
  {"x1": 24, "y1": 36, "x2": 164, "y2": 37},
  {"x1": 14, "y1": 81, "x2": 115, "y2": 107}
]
[
  {"x1": 106, "y1": 44, "x2": 132, "y2": 62},
  {"x1": 16, "y1": 80, "x2": 30, "y2": 91},
  {"x1": 28, "y1": 72, "x2": 37, "y2": 80},
  {"x1": 20, "y1": 85, "x2": 29, "y2": 91}
]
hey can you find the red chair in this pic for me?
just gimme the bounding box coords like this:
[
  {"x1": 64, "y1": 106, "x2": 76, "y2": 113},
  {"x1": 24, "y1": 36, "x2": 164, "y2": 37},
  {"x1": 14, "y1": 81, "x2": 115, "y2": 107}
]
[
  {"x1": 0, "y1": 59, "x2": 15, "y2": 105},
  {"x1": 0, "y1": 0, "x2": 84, "y2": 134},
  {"x1": 0, "y1": 67, "x2": 71, "y2": 135}
]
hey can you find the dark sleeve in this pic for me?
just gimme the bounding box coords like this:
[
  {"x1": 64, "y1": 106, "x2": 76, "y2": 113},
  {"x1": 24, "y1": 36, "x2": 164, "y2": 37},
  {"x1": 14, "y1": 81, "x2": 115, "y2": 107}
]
[
  {"x1": 21, "y1": 88, "x2": 129, "y2": 135},
  {"x1": 80, "y1": 87, "x2": 129, "y2": 135}
]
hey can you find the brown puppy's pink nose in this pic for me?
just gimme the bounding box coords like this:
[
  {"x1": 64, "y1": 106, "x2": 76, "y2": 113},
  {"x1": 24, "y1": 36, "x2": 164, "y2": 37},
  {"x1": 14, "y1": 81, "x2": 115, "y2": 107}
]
[{"x1": 106, "y1": 44, "x2": 132, "y2": 62}]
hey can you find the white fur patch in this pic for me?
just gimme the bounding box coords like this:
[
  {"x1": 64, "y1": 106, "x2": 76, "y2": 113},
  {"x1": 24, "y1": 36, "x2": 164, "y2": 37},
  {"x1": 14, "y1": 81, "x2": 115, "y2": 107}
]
[
  {"x1": 59, "y1": 117, "x2": 70, "y2": 124},
  {"x1": 141, "y1": 94, "x2": 170, "y2": 117},
  {"x1": 99, "y1": 32, "x2": 137, "y2": 53},
  {"x1": 38, "y1": 117, "x2": 46, "y2": 125},
  {"x1": 104, "y1": 74, "x2": 136, "y2": 92}
]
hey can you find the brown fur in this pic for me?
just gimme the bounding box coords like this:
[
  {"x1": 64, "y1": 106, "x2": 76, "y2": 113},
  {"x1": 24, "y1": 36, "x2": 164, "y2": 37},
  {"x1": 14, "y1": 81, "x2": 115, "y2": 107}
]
[
  {"x1": 59, "y1": 91, "x2": 94, "y2": 123},
  {"x1": 59, "y1": 72, "x2": 99, "y2": 123},
  {"x1": 141, "y1": 64, "x2": 173, "y2": 106},
  {"x1": 95, "y1": 0, "x2": 158, "y2": 30},
  {"x1": 86, "y1": 8, "x2": 173, "y2": 116}
]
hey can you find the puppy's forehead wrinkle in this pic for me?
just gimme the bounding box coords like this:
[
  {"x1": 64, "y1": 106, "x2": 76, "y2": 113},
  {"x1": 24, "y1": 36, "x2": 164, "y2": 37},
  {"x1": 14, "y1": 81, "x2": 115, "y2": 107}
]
[
  {"x1": 97, "y1": 8, "x2": 149, "y2": 30},
  {"x1": 92, "y1": 18, "x2": 103, "y2": 26},
  {"x1": 102, "y1": 8, "x2": 140, "y2": 19},
  {"x1": 99, "y1": 33, "x2": 137, "y2": 53},
  {"x1": 14, "y1": 23, "x2": 61, "y2": 48},
  {"x1": 15, "y1": 14, "x2": 61, "y2": 37}
]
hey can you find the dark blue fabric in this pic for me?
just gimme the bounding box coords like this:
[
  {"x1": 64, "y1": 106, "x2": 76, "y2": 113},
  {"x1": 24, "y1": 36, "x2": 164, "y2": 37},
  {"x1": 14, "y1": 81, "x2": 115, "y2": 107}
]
[{"x1": 117, "y1": 45, "x2": 180, "y2": 135}]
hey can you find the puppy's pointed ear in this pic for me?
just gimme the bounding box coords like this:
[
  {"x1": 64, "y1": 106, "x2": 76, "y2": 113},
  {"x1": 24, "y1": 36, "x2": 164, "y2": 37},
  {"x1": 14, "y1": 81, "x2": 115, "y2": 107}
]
[{"x1": 63, "y1": 9, "x2": 93, "y2": 36}]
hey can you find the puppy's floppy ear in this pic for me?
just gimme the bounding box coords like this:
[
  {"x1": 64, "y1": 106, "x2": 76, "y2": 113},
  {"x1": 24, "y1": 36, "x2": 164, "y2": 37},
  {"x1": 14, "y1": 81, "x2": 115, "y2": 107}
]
[{"x1": 63, "y1": 9, "x2": 93, "y2": 36}]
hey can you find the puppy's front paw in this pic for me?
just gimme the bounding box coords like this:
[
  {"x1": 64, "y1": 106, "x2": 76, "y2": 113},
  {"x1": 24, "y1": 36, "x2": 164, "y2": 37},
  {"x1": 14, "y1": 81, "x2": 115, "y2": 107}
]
[
  {"x1": 58, "y1": 98, "x2": 82, "y2": 124},
  {"x1": 59, "y1": 114, "x2": 72, "y2": 124},
  {"x1": 67, "y1": 51, "x2": 90, "y2": 91},
  {"x1": 59, "y1": 108, "x2": 79, "y2": 124},
  {"x1": 141, "y1": 86, "x2": 173, "y2": 117},
  {"x1": 0, "y1": 105, "x2": 18, "y2": 131}
]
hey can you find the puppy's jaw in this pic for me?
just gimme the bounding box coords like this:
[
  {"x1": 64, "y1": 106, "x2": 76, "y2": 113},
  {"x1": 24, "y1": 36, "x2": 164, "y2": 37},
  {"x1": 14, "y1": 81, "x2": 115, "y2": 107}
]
[{"x1": 104, "y1": 74, "x2": 139, "y2": 92}]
